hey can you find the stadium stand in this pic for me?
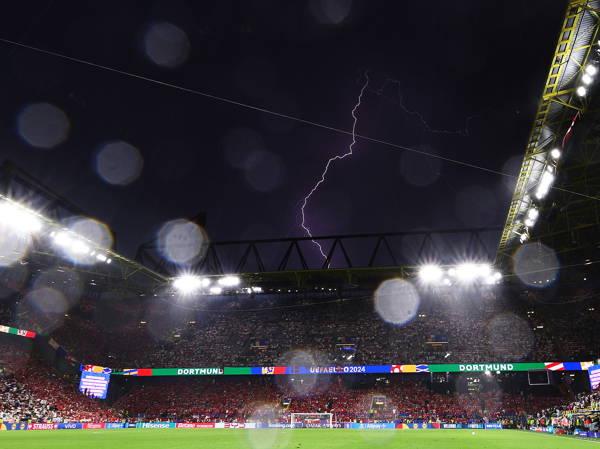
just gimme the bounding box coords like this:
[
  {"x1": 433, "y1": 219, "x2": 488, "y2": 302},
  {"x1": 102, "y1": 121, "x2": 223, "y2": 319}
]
[
  {"x1": 0, "y1": 360, "x2": 116, "y2": 423},
  {"x1": 528, "y1": 390, "x2": 599, "y2": 433},
  {"x1": 0, "y1": 278, "x2": 597, "y2": 428},
  {"x1": 25, "y1": 291, "x2": 598, "y2": 368},
  {"x1": 112, "y1": 376, "x2": 567, "y2": 424}
]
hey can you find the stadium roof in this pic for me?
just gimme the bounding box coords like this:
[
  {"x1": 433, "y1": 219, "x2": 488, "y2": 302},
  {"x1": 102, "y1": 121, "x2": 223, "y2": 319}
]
[{"x1": 497, "y1": 0, "x2": 600, "y2": 263}]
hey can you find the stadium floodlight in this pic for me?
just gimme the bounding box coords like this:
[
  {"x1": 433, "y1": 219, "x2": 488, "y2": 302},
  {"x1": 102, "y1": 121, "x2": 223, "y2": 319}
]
[
  {"x1": 535, "y1": 171, "x2": 555, "y2": 199},
  {"x1": 582, "y1": 73, "x2": 593, "y2": 85},
  {"x1": 519, "y1": 232, "x2": 529, "y2": 244},
  {"x1": 455, "y1": 263, "x2": 479, "y2": 283},
  {"x1": 173, "y1": 274, "x2": 203, "y2": 295},
  {"x1": 577, "y1": 86, "x2": 587, "y2": 97},
  {"x1": 524, "y1": 218, "x2": 535, "y2": 228},
  {"x1": 483, "y1": 275, "x2": 495, "y2": 285},
  {"x1": 218, "y1": 275, "x2": 241, "y2": 287},
  {"x1": 527, "y1": 208, "x2": 539, "y2": 221},
  {"x1": 200, "y1": 277, "x2": 211, "y2": 288},
  {"x1": 71, "y1": 240, "x2": 90, "y2": 255},
  {"x1": 550, "y1": 148, "x2": 561, "y2": 160},
  {"x1": 475, "y1": 263, "x2": 491, "y2": 278},
  {"x1": 52, "y1": 231, "x2": 73, "y2": 247},
  {"x1": 418, "y1": 264, "x2": 443, "y2": 283},
  {"x1": 585, "y1": 64, "x2": 598, "y2": 76},
  {"x1": 0, "y1": 201, "x2": 43, "y2": 234},
  {"x1": 209, "y1": 286, "x2": 223, "y2": 295}
]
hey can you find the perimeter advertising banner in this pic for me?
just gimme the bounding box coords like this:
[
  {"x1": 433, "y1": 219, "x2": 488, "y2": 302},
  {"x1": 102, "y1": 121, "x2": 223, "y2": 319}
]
[
  {"x1": 0, "y1": 324, "x2": 36, "y2": 339},
  {"x1": 110, "y1": 361, "x2": 594, "y2": 377},
  {"x1": 428, "y1": 362, "x2": 546, "y2": 373},
  {"x1": 122, "y1": 368, "x2": 223, "y2": 376}
]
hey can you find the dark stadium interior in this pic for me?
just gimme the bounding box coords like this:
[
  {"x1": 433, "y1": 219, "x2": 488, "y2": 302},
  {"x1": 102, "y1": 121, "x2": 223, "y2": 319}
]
[{"x1": 0, "y1": 0, "x2": 599, "y2": 447}]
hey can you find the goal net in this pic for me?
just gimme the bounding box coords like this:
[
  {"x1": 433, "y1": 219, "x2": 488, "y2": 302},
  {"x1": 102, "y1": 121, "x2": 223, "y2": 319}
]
[{"x1": 290, "y1": 413, "x2": 333, "y2": 428}]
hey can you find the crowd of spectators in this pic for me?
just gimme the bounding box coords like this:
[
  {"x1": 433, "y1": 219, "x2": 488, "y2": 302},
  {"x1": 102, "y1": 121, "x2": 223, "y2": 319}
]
[
  {"x1": 34, "y1": 291, "x2": 598, "y2": 369},
  {"x1": 0, "y1": 329, "x2": 594, "y2": 426},
  {"x1": 1, "y1": 267, "x2": 598, "y2": 370},
  {"x1": 0, "y1": 362, "x2": 117, "y2": 424},
  {"x1": 528, "y1": 390, "x2": 599, "y2": 434},
  {"x1": 112, "y1": 376, "x2": 568, "y2": 424}
]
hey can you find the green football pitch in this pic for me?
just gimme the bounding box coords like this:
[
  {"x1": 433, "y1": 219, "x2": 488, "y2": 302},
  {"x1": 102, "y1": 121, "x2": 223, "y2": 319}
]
[{"x1": 0, "y1": 429, "x2": 598, "y2": 449}]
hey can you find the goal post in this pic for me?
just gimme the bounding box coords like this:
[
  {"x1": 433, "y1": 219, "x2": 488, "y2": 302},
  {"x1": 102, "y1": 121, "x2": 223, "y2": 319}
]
[{"x1": 290, "y1": 413, "x2": 333, "y2": 428}]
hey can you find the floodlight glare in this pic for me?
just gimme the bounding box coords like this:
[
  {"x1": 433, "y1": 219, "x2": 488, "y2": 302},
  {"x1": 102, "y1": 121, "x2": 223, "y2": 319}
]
[
  {"x1": 173, "y1": 274, "x2": 203, "y2": 294},
  {"x1": 527, "y1": 208, "x2": 539, "y2": 221},
  {"x1": 524, "y1": 218, "x2": 535, "y2": 228},
  {"x1": 475, "y1": 263, "x2": 491, "y2": 278},
  {"x1": 418, "y1": 264, "x2": 443, "y2": 283},
  {"x1": 0, "y1": 201, "x2": 43, "y2": 234},
  {"x1": 218, "y1": 275, "x2": 241, "y2": 287},
  {"x1": 577, "y1": 86, "x2": 587, "y2": 97},
  {"x1": 455, "y1": 263, "x2": 479, "y2": 283},
  {"x1": 585, "y1": 64, "x2": 598, "y2": 76},
  {"x1": 209, "y1": 286, "x2": 223, "y2": 295},
  {"x1": 582, "y1": 73, "x2": 593, "y2": 85},
  {"x1": 53, "y1": 231, "x2": 72, "y2": 247},
  {"x1": 535, "y1": 171, "x2": 555, "y2": 199},
  {"x1": 71, "y1": 240, "x2": 90, "y2": 255},
  {"x1": 550, "y1": 148, "x2": 561, "y2": 160},
  {"x1": 200, "y1": 277, "x2": 211, "y2": 288}
]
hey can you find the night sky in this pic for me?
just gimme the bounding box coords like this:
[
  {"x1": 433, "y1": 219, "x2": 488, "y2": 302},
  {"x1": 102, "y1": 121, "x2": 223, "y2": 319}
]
[{"x1": 0, "y1": 0, "x2": 567, "y2": 259}]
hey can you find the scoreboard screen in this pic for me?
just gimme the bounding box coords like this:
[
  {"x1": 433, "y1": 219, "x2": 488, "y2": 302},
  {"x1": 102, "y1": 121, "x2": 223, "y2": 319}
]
[{"x1": 79, "y1": 371, "x2": 110, "y2": 400}]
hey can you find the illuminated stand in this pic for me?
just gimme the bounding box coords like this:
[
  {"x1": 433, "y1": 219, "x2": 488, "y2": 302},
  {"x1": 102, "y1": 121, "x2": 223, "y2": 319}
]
[{"x1": 291, "y1": 413, "x2": 333, "y2": 429}]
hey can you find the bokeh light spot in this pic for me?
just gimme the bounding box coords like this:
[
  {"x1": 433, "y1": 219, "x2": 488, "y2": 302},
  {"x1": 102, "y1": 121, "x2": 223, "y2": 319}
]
[
  {"x1": 244, "y1": 150, "x2": 285, "y2": 192},
  {"x1": 513, "y1": 242, "x2": 559, "y2": 287},
  {"x1": 310, "y1": 0, "x2": 353, "y2": 24},
  {"x1": 158, "y1": 219, "x2": 208, "y2": 265},
  {"x1": 486, "y1": 313, "x2": 534, "y2": 359},
  {"x1": 19, "y1": 287, "x2": 68, "y2": 335},
  {"x1": 246, "y1": 404, "x2": 290, "y2": 449},
  {"x1": 96, "y1": 141, "x2": 143, "y2": 186},
  {"x1": 17, "y1": 103, "x2": 70, "y2": 149},
  {"x1": 399, "y1": 146, "x2": 442, "y2": 187},
  {"x1": 144, "y1": 22, "x2": 190, "y2": 68},
  {"x1": 222, "y1": 127, "x2": 266, "y2": 169},
  {"x1": 55, "y1": 217, "x2": 113, "y2": 265},
  {"x1": 0, "y1": 223, "x2": 31, "y2": 266},
  {"x1": 32, "y1": 269, "x2": 82, "y2": 309},
  {"x1": 0, "y1": 264, "x2": 29, "y2": 299},
  {"x1": 374, "y1": 279, "x2": 420, "y2": 325}
]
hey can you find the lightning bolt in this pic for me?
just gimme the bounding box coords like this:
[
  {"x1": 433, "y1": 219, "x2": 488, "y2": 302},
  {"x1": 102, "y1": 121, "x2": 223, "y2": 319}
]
[
  {"x1": 300, "y1": 72, "x2": 370, "y2": 259},
  {"x1": 375, "y1": 78, "x2": 476, "y2": 136}
]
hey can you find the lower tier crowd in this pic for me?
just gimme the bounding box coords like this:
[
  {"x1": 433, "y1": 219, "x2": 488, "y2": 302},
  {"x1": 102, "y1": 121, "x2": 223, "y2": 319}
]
[{"x1": 1, "y1": 359, "x2": 597, "y2": 435}]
